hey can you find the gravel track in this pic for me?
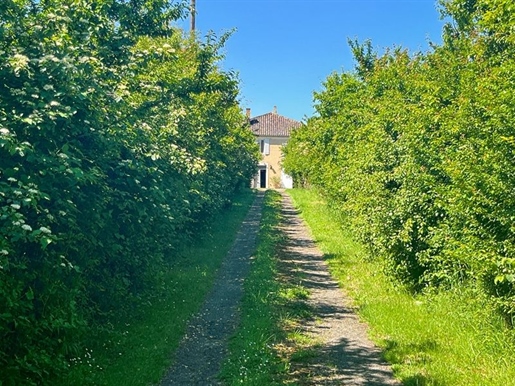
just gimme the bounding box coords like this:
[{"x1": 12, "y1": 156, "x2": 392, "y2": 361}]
[
  {"x1": 278, "y1": 192, "x2": 400, "y2": 385},
  {"x1": 160, "y1": 191, "x2": 265, "y2": 385},
  {"x1": 161, "y1": 190, "x2": 399, "y2": 385}
]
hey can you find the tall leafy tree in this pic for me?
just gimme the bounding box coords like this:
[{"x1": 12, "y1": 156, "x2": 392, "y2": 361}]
[
  {"x1": 285, "y1": 0, "x2": 515, "y2": 323},
  {"x1": 0, "y1": 1, "x2": 257, "y2": 384}
]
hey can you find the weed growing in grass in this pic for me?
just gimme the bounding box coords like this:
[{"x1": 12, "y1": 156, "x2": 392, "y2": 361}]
[
  {"x1": 288, "y1": 188, "x2": 515, "y2": 386},
  {"x1": 279, "y1": 285, "x2": 310, "y2": 301}
]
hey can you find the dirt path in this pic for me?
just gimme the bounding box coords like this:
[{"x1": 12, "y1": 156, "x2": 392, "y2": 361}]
[
  {"x1": 161, "y1": 190, "x2": 399, "y2": 385},
  {"x1": 278, "y1": 192, "x2": 400, "y2": 385},
  {"x1": 160, "y1": 191, "x2": 265, "y2": 386}
]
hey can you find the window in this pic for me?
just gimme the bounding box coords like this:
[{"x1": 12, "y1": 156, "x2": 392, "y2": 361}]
[{"x1": 259, "y1": 138, "x2": 270, "y2": 155}]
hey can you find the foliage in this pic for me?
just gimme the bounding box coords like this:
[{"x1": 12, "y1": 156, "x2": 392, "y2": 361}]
[
  {"x1": 284, "y1": 0, "x2": 515, "y2": 321},
  {"x1": 0, "y1": 1, "x2": 258, "y2": 384}
]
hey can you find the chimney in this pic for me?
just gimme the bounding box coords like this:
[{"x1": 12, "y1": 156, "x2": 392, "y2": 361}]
[
  {"x1": 273, "y1": 105, "x2": 277, "y2": 114},
  {"x1": 246, "y1": 108, "x2": 251, "y2": 118}
]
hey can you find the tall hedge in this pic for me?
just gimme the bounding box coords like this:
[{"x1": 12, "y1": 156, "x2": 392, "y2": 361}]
[
  {"x1": 0, "y1": 1, "x2": 258, "y2": 384},
  {"x1": 284, "y1": 0, "x2": 515, "y2": 322}
]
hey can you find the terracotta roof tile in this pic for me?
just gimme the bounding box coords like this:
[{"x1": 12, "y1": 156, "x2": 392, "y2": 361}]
[{"x1": 250, "y1": 112, "x2": 301, "y2": 137}]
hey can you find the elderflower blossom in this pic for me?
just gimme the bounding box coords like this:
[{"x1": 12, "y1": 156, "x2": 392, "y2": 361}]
[
  {"x1": 39, "y1": 227, "x2": 52, "y2": 234},
  {"x1": 9, "y1": 53, "x2": 30, "y2": 73}
]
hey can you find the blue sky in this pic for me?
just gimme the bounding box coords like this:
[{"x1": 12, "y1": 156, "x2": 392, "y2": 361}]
[{"x1": 176, "y1": 0, "x2": 446, "y2": 122}]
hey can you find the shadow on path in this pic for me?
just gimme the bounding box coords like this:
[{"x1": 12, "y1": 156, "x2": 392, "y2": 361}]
[{"x1": 279, "y1": 192, "x2": 401, "y2": 385}]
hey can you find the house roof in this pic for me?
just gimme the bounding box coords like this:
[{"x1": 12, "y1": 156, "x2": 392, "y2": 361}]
[{"x1": 250, "y1": 112, "x2": 301, "y2": 137}]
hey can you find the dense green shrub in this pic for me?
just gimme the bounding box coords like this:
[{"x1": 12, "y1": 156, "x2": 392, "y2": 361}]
[
  {"x1": 284, "y1": 0, "x2": 515, "y2": 321},
  {"x1": 0, "y1": 1, "x2": 258, "y2": 384}
]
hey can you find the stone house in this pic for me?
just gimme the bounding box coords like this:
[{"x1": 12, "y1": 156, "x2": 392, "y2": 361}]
[{"x1": 248, "y1": 106, "x2": 301, "y2": 189}]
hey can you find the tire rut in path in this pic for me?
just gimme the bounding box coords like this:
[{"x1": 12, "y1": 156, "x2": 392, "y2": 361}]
[
  {"x1": 160, "y1": 191, "x2": 264, "y2": 386},
  {"x1": 279, "y1": 192, "x2": 401, "y2": 385}
]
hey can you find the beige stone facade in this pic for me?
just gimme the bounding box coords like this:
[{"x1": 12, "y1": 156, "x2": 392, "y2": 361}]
[
  {"x1": 248, "y1": 108, "x2": 300, "y2": 189},
  {"x1": 253, "y1": 136, "x2": 289, "y2": 189}
]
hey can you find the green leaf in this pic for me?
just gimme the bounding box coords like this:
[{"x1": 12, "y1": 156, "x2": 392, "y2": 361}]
[
  {"x1": 40, "y1": 237, "x2": 53, "y2": 249},
  {"x1": 26, "y1": 288, "x2": 34, "y2": 301}
]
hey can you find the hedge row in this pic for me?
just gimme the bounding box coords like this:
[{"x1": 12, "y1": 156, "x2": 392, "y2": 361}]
[
  {"x1": 0, "y1": 1, "x2": 258, "y2": 384},
  {"x1": 284, "y1": 0, "x2": 515, "y2": 322}
]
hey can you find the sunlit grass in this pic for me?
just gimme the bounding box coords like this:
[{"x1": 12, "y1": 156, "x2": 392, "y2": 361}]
[
  {"x1": 220, "y1": 190, "x2": 325, "y2": 385},
  {"x1": 219, "y1": 190, "x2": 286, "y2": 386},
  {"x1": 58, "y1": 190, "x2": 256, "y2": 386},
  {"x1": 278, "y1": 285, "x2": 310, "y2": 301},
  {"x1": 288, "y1": 188, "x2": 515, "y2": 386}
]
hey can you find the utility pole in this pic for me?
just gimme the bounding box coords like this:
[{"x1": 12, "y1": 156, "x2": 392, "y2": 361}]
[{"x1": 190, "y1": 0, "x2": 196, "y2": 32}]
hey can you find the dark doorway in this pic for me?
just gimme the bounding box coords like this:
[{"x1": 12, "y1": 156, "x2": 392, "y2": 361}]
[{"x1": 259, "y1": 169, "x2": 267, "y2": 188}]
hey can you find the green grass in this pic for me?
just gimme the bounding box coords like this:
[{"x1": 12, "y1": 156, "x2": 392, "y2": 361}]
[
  {"x1": 58, "y1": 190, "x2": 255, "y2": 386},
  {"x1": 219, "y1": 190, "x2": 286, "y2": 385},
  {"x1": 219, "y1": 190, "x2": 322, "y2": 385},
  {"x1": 288, "y1": 188, "x2": 515, "y2": 386}
]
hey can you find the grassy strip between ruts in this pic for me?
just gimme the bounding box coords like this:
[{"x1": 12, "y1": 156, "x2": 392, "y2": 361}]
[
  {"x1": 287, "y1": 188, "x2": 515, "y2": 386},
  {"x1": 218, "y1": 190, "x2": 286, "y2": 385},
  {"x1": 220, "y1": 190, "x2": 320, "y2": 385},
  {"x1": 58, "y1": 190, "x2": 255, "y2": 386}
]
